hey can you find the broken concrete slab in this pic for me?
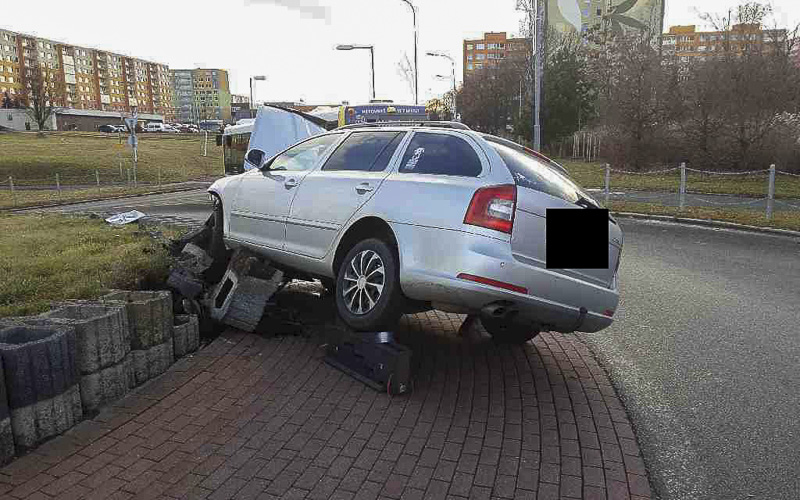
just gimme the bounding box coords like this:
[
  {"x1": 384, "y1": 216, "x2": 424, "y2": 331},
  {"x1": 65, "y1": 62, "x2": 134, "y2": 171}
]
[
  {"x1": 177, "y1": 243, "x2": 214, "y2": 275},
  {"x1": 206, "y1": 250, "x2": 285, "y2": 333},
  {"x1": 167, "y1": 267, "x2": 206, "y2": 300}
]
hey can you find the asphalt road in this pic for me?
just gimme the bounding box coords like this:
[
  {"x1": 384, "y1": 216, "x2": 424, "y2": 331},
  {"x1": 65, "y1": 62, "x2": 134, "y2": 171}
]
[
  {"x1": 32, "y1": 190, "x2": 800, "y2": 499},
  {"x1": 582, "y1": 218, "x2": 800, "y2": 500}
]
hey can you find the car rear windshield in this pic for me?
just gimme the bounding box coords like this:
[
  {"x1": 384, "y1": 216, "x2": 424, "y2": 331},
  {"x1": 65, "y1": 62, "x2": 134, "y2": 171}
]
[{"x1": 488, "y1": 141, "x2": 590, "y2": 204}]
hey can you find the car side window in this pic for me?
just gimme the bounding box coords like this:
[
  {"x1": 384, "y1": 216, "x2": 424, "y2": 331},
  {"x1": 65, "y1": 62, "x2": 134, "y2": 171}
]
[
  {"x1": 398, "y1": 132, "x2": 482, "y2": 177},
  {"x1": 322, "y1": 131, "x2": 404, "y2": 172},
  {"x1": 269, "y1": 134, "x2": 342, "y2": 172}
]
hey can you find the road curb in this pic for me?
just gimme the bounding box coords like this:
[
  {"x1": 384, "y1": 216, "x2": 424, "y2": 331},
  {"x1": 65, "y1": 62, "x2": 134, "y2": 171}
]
[
  {"x1": 613, "y1": 211, "x2": 800, "y2": 239},
  {"x1": 5, "y1": 183, "x2": 211, "y2": 214}
]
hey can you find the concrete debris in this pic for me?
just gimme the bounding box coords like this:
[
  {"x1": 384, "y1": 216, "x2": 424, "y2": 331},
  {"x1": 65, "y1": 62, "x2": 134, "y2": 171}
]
[
  {"x1": 206, "y1": 249, "x2": 285, "y2": 333},
  {"x1": 167, "y1": 225, "x2": 288, "y2": 334}
]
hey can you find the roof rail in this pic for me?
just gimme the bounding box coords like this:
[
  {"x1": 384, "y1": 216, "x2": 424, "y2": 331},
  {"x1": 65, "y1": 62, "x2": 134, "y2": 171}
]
[{"x1": 335, "y1": 121, "x2": 471, "y2": 131}]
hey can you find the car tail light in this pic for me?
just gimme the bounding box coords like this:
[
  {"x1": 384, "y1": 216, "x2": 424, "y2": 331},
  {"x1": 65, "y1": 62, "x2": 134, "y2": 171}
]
[{"x1": 464, "y1": 184, "x2": 516, "y2": 234}]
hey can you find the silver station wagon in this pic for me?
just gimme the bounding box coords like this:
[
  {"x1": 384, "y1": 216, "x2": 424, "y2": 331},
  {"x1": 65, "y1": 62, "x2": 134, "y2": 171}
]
[{"x1": 208, "y1": 122, "x2": 623, "y2": 343}]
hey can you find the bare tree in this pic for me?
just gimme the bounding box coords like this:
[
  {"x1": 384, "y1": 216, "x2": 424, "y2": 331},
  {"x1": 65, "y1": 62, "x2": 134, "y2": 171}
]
[
  {"x1": 21, "y1": 63, "x2": 63, "y2": 131},
  {"x1": 396, "y1": 53, "x2": 416, "y2": 102}
]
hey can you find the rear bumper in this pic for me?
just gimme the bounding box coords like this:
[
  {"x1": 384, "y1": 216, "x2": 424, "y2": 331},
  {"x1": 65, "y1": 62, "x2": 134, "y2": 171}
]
[{"x1": 391, "y1": 223, "x2": 619, "y2": 333}]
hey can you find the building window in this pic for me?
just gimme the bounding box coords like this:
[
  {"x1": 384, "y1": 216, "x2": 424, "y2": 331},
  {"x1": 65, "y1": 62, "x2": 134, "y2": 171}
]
[
  {"x1": 476, "y1": 53, "x2": 485, "y2": 60},
  {"x1": 466, "y1": 44, "x2": 473, "y2": 50},
  {"x1": 476, "y1": 43, "x2": 485, "y2": 50}
]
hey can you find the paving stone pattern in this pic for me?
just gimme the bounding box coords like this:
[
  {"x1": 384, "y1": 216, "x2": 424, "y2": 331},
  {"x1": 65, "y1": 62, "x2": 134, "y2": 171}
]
[{"x1": 0, "y1": 309, "x2": 652, "y2": 500}]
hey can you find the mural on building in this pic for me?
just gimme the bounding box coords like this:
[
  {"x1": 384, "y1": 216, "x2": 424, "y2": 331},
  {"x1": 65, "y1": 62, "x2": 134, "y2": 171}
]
[{"x1": 547, "y1": 0, "x2": 664, "y2": 37}]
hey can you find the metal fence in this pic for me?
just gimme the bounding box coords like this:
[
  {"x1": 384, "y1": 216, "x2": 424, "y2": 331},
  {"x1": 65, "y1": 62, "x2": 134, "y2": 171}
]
[
  {"x1": 597, "y1": 162, "x2": 800, "y2": 220},
  {"x1": 0, "y1": 131, "x2": 218, "y2": 208}
]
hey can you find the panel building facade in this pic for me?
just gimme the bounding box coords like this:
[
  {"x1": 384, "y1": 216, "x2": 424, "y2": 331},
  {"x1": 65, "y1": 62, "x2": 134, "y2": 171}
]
[
  {"x1": 0, "y1": 28, "x2": 174, "y2": 120},
  {"x1": 462, "y1": 32, "x2": 530, "y2": 81},
  {"x1": 171, "y1": 68, "x2": 232, "y2": 124},
  {"x1": 662, "y1": 24, "x2": 788, "y2": 60}
]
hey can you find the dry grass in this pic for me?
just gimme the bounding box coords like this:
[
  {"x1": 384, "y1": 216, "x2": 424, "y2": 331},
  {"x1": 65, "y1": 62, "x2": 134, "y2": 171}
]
[
  {"x1": 609, "y1": 201, "x2": 800, "y2": 232},
  {"x1": 0, "y1": 214, "x2": 179, "y2": 318},
  {"x1": 0, "y1": 131, "x2": 222, "y2": 208},
  {"x1": 559, "y1": 159, "x2": 800, "y2": 199}
]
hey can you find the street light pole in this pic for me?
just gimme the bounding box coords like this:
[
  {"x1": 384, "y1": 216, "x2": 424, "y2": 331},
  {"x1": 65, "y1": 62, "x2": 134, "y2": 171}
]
[
  {"x1": 250, "y1": 75, "x2": 266, "y2": 118},
  {"x1": 398, "y1": 0, "x2": 418, "y2": 104},
  {"x1": 336, "y1": 45, "x2": 376, "y2": 100},
  {"x1": 426, "y1": 51, "x2": 457, "y2": 120},
  {"x1": 533, "y1": 0, "x2": 544, "y2": 150}
]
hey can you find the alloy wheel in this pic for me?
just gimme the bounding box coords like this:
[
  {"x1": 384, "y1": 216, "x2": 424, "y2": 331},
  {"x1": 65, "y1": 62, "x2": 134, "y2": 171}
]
[{"x1": 342, "y1": 249, "x2": 386, "y2": 315}]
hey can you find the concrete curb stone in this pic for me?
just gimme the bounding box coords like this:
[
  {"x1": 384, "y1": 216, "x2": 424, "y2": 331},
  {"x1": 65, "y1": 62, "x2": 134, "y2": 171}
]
[
  {"x1": 172, "y1": 314, "x2": 199, "y2": 359},
  {"x1": 0, "y1": 357, "x2": 14, "y2": 465},
  {"x1": 130, "y1": 341, "x2": 173, "y2": 386},
  {"x1": 0, "y1": 324, "x2": 83, "y2": 451},
  {"x1": 12, "y1": 302, "x2": 132, "y2": 413},
  {"x1": 101, "y1": 290, "x2": 173, "y2": 350}
]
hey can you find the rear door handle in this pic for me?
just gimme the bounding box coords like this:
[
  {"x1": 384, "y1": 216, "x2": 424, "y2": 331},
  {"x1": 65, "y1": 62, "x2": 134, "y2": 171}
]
[
  {"x1": 284, "y1": 178, "x2": 298, "y2": 188},
  {"x1": 355, "y1": 183, "x2": 373, "y2": 194}
]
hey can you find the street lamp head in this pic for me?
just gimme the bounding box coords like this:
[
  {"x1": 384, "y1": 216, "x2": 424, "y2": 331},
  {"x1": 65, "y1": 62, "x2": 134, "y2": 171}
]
[
  {"x1": 252, "y1": 75, "x2": 267, "y2": 81},
  {"x1": 336, "y1": 44, "x2": 354, "y2": 50}
]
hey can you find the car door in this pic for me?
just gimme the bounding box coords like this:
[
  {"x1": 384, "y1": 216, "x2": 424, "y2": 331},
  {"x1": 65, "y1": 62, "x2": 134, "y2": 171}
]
[
  {"x1": 284, "y1": 130, "x2": 408, "y2": 259},
  {"x1": 229, "y1": 133, "x2": 343, "y2": 250}
]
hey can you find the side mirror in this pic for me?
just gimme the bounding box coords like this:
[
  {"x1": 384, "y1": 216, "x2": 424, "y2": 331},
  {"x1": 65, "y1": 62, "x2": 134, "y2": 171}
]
[{"x1": 245, "y1": 149, "x2": 266, "y2": 170}]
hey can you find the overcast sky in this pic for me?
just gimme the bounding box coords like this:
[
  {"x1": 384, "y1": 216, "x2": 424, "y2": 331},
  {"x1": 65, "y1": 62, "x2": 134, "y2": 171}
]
[{"x1": 2, "y1": 0, "x2": 798, "y2": 105}]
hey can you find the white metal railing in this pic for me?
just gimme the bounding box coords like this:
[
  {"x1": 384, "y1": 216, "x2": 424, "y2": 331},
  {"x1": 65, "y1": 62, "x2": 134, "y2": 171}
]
[{"x1": 599, "y1": 162, "x2": 800, "y2": 221}]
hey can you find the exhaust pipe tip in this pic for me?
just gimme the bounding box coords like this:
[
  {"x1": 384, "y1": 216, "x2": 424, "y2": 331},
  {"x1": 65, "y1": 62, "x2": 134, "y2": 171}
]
[{"x1": 481, "y1": 301, "x2": 519, "y2": 321}]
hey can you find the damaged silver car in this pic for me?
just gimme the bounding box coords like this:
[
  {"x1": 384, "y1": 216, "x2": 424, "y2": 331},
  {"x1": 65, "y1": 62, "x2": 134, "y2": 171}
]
[{"x1": 208, "y1": 122, "x2": 622, "y2": 343}]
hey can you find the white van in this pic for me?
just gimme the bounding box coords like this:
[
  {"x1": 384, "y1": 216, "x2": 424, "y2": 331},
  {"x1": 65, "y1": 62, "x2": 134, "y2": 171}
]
[{"x1": 144, "y1": 123, "x2": 178, "y2": 133}]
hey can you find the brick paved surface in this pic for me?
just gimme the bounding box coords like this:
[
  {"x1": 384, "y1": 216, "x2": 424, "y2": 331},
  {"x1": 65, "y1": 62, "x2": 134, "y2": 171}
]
[{"x1": 0, "y1": 287, "x2": 652, "y2": 500}]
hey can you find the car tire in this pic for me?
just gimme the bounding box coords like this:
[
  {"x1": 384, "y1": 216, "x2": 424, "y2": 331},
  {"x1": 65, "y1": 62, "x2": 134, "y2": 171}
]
[
  {"x1": 335, "y1": 238, "x2": 404, "y2": 331},
  {"x1": 480, "y1": 317, "x2": 539, "y2": 344}
]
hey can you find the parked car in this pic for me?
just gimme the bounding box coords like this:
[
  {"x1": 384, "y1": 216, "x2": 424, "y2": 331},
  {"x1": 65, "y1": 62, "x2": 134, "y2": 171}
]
[
  {"x1": 208, "y1": 123, "x2": 623, "y2": 343},
  {"x1": 144, "y1": 123, "x2": 178, "y2": 133},
  {"x1": 98, "y1": 124, "x2": 119, "y2": 133}
]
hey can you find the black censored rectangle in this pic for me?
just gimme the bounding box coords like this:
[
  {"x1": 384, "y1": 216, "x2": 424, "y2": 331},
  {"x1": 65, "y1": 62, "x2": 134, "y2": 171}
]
[{"x1": 546, "y1": 208, "x2": 609, "y2": 269}]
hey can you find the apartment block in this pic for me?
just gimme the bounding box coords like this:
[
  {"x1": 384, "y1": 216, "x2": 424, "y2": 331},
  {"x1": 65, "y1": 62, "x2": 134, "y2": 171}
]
[
  {"x1": 0, "y1": 28, "x2": 174, "y2": 120},
  {"x1": 171, "y1": 68, "x2": 231, "y2": 124},
  {"x1": 662, "y1": 24, "x2": 788, "y2": 61},
  {"x1": 462, "y1": 32, "x2": 530, "y2": 81}
]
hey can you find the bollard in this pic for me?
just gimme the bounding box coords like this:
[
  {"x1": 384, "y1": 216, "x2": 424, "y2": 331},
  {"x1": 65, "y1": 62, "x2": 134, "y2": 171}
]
[
  {"x1": 56, "y1": 173, "x2": 62, "y2": 203},
  {"x1": 604, "y1": 164, "x2": 611, "y2": 206},
  {"x1": 127, "y1": 168, "x2": 131, "y2": 187},
  {"x1": 95, "y1": 169, "x2": 100, "y2": 194},
  {"x1": 203, "y1": 131, "x2": 208, "y2": 157},
  {"x1": 766, "y1": 164, "x2": 776, "y2": 221},
  {"x1": 8, "y1": 176, "x2": 15, "y2": 208},
  {"x1": 158, "y1": 165, "x2": 162, "y2": 186},
  {"x1": 679, "y1": 162, "x2": 687, "y2": 211}
]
